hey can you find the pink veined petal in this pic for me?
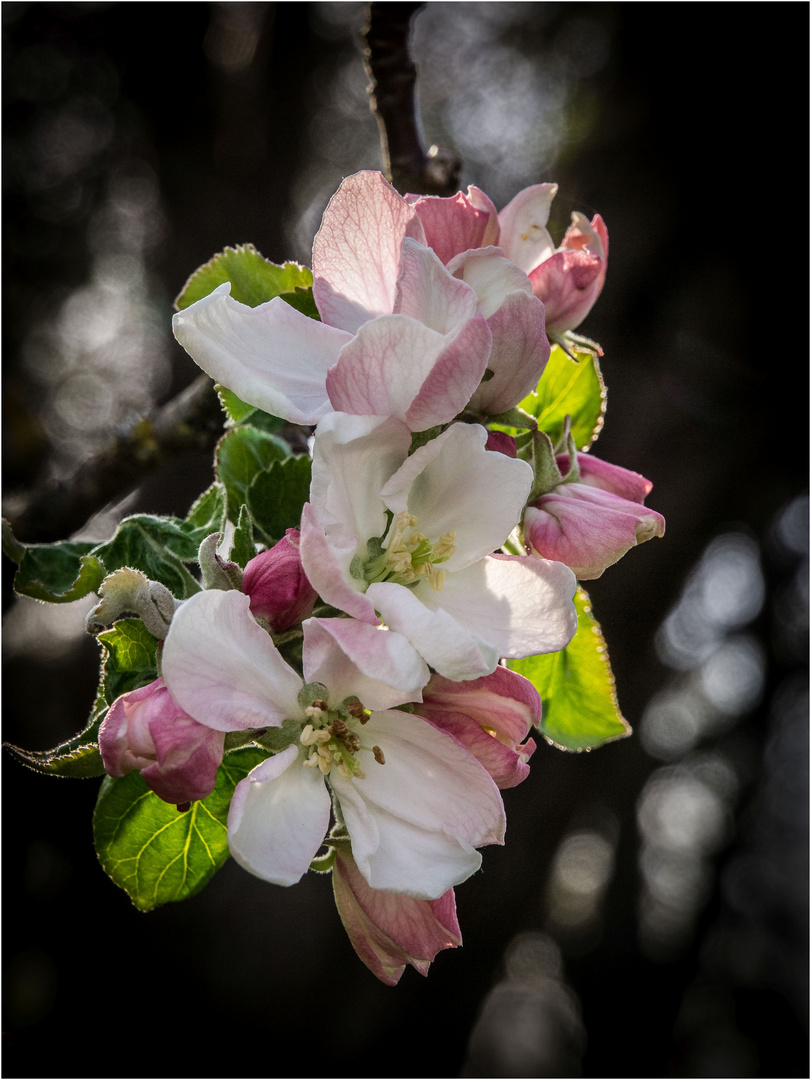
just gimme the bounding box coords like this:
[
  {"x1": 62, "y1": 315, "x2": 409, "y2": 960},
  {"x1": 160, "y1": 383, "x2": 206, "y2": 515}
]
[
  {"x1": 466, "y1": 290, "x2": 549, "y2": 416},
  {"x1": 312, "y1": 171, "x2": 426, "y2": 333},
  {"x1": 379, "y1": 422, "x2": 532, "y2": 571},
  {"x1": 301, "y1": 617, "x2": 429, "y2": 711},
  {"x1": 141, "y1": 724, "x2": 225, "y2": 805},
  {"x1": 529, "y1": 246, "x2": 604, "y2": 333},
  {"x1": 366, "y1": 580, "x2": 501, "y2": 681},
  {"x1": 406, "y1": 187, "x2": 498, "y2": 265},
  {"x1": 299, "y1": 502, "x2": 380, "y2": 625},
  {"x1": 497, "y1": 182, "x2": 559, "y2": 272},
  {"x1": 393, "y1": 237, "x2": 479, "y2": 333},
  {"x1": 171, "y1": 283, "x2": 351, "y2": 423},
  {"x1": 161, "y1": 590, "x2": 303, "y2": 731},
  {"x1": 332, "y1": 847, "x2": 461, "y2": 985},
  {"x1": 227, "y1": 746, "x2": 332, "y2": 887},
  {"x1": 415, "y1": 553, "x2": 578, "y2": 661},
  {"x1": 325, "y1": 313, "x2": 492, "y2": 431}
]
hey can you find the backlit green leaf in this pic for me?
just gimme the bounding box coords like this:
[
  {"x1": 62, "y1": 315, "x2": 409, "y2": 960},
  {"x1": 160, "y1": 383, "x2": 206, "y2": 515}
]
[
  {"x1": 518, "y1": 344, "x2": 606, "y2": 451},
  {"x1": 175, "y1": 244, "x2": 314, "y2": 311},
  {"x1": 97, "y1": 618, "x2": 159, "y2": 706},
  {"x1": 10, "y1": 537, "x2": 105, "y2": 604},
  {"x1": 93, "y1": 747, "x2": 267, "y2": 911},
  {"x1": 93, "y1": 515, "x2": 202, "y2": 598},
  {"x1": 508, "y1": 587, "x2": 629, "y2": 751},
  {"x1": 5, "y1": 688, "x2": 108, "y2": 778}
]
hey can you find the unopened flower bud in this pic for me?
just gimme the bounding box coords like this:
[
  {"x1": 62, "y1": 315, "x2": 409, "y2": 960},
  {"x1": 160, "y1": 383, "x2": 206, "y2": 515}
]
[{"x1": 241, "y1": 529, "x2": 317, "y2": 632}]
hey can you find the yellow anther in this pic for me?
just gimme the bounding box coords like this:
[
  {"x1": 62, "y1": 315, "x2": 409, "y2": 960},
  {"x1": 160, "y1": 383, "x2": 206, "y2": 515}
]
[
  {"x1": 303, "y1": 754, "x2": 320, "y2": 769},
  {"x1": 300, "y1": 724, "x2": 316, "y2": 746},
  {"x1": 305, "y1": 705, "x2": 324, "y2": 720}
]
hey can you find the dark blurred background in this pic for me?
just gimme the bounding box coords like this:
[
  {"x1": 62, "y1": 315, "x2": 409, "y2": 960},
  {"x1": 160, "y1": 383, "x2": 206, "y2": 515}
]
[{"x1": 3, "y1": 3, "x2": 808, "y2": 1077}]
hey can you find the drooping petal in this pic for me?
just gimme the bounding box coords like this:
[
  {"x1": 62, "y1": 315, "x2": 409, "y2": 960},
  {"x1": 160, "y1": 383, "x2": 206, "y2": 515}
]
[
  {"x1": 302, "y1": 617, "x2": 429, "y2": 711},
  {"x1": 227, "y1": 746, "x2": 332, "y2": 887},
  {"x1": 466, "y1": 290, "x2": 549, "y2": 416},
  {"x1": 325, "y1": 313, "x2": 491, "y2": 431},
  {"x1": 406, "y1": 186, "x2": 498, "y2": 265},
  {"x1": 379, "y1": 422, "x2": 533, "y2": 571},
  {"x1": 497, "y1": 182, "x2": 558, "y2": 272},
  {"x1": 172, "y1": 283, "x2": 351, "y2": 423},
  {"x1": 393, "y1": 237, "x2": 479, "y2": 333},
  {"x1": 332, "y1": 846, "x2": 461, "y2": 985},
  {"x1": 416, "y1": 553, "x2": 578, "y2": 661},
  {"x1": 312, "y1": 171, "x2": 426, "y2": 333},
  {"x1": 162, "y1": 590, "x2": 303, "y2": 731},
  {"x1": 557, "y1": 452, "x2": 653, "y2": 503},
  {"x1": 529, "y1": 247, "x2": 603, "y2": 334}
]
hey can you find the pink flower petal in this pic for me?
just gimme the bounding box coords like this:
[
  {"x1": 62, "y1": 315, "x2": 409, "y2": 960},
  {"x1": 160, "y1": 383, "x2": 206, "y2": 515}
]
[
  {"x1": 407, "y1": 186, "x2": 498, "y2": 265},
  {"x1": 161, "y1": 591, "x2": 303, "y2": 731},
  {"x1": 393, "y1": 237, "x2": 479, "y2": 333},
  {"x1": 466, "y1": 290, "x2": 549, "y2": 416},
  {"x1": 312, "y1": 171, "x2": 426, "y2": 333}
]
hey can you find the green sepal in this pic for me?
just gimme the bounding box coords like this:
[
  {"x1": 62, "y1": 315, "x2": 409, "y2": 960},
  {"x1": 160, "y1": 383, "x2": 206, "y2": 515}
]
[
  {"x1": 508, "y1": 587, "x2": 630, "y2": 751},
  {"x1": 230, "y1": 505, "x2": 258, "y2": 569},
  {"x1": 4, "y1": 688, "x2": 108, "y2": 778},
  {"x1": 175, "y1": 244, "x2": 314, "y2": 312},
  {"x1": 247, "y1": 455, "x2": 312, "y2": 545},
  {"x1": 93, "y1": 747, "x2": 267, "y2": 911},
  {"x1": 215, "y1": 425, "x2": 291, "y2": 522},
  {"x1": 254, "y1": 717, "x2": 303, "y2": 753},
  {"x1": 507, "y1": 344, "x2": 606, "y2": 451}
]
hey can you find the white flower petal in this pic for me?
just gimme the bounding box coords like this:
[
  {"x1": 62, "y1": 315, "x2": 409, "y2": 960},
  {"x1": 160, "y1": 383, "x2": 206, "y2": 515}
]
[
  {"x1": 162, "y1": 591, "x2": 303, "y2": 731},
  {"x1": 172, "y1": 283, "x2": 350, "y2": 423},
  {"x1": 497, "y1": 183, "x2": 558, "y2": 272},
  {"x1": 228, "y1": 747, "x2": 331, "y2": 886}
]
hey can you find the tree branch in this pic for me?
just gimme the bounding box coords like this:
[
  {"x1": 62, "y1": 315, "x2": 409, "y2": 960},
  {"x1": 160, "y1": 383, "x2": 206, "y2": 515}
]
[
  {"x1": 5, "y1": 375, "x2": 224, "y2": 544},
  {"x1": 362, "y1": 2, "x2": 461, "y2": 196}
]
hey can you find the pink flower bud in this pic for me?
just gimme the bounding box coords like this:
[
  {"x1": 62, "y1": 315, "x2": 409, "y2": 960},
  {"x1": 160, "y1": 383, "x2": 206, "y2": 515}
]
[
  {"x1": 332, "y1": 846, "x2": 462, "y2": 986},
  {"x1": 98, "y1": 678, "x2": 225, "y2": 805},
  {"x1": 485, "y1": 430, "x2": 518, "y2": 457},
  {"x1": 241, "y1": 529, "x2": 317, "y2": 632},
  {"x1": 524, "y1": 453, "x2": 665, "y2": 580},
  {"x1": 528, "y1": 214, "x2": 609, "y2": 334},
  {"x1": 418, "y1": 667, "x2": 540, "y2": 789}
]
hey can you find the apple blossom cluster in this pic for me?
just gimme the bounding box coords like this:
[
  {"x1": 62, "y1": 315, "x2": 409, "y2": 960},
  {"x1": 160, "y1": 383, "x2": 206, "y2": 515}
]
[{"x1": 5, "y1": 171, "x2": 664, "y2": 986}]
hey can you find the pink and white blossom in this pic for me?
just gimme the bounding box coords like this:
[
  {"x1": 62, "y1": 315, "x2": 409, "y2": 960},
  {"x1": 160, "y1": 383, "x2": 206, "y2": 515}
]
[
  {"x1": 332, "y1": 845, "x2": 462, "y2": 986},
  {"x1": 160, "y1": 589, "x2": 506, "y2": 899},
  {"x1": 523, "y1": 453, "x2": 665, "y2": 579},
  {"x1": 498, "y1": 183, "x2": 608, "y2": 334},
  {"x1": 300, "y1": 413, "x2": 578, "y2": 681},
  {"x1": 172, "y1": 171, "x2": 548, "y2": 427},
  {"x1": 98, "y1": 677, "x2": 225, "y2": 805},
  {"x1": 418, "y1": 666, "x2": 540, "y2": 789}
]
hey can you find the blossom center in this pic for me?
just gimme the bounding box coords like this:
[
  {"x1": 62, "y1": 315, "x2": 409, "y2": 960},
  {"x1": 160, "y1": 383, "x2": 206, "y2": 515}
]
[
  {"x1": 362, "y1": 511, "x2": 456, "y2": 591},
  {"x1": 299, "y1": 699, "x2": 384, "y2": 780}
]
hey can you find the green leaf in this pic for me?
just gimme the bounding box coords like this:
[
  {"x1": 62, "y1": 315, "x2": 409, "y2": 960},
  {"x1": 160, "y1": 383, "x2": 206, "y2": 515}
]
[
  {"x1": 215, "y1": 425, "x2": 291, "y2": 521},
  {"x1": 282, "y1": 285, "x2": 320, "y2": 321},
  {"x1": 247, "y1": 455, "x2": 312, "y2": 545},
  {"x1": 5, "y1": 688, "x2": 108, "y2": 779},
  {"x1": 185, "y1": 483, "x2": 228, "y2": 538},
  {"x1": 10, "y1": 536, "x2": 106, "y2": 604},
  {"x1": 175, "y1": 244, "x2": 314, "y2": 311},
  {"x1": 215, "y1": 385, "x2": 257, "y2": 425},
  {"x1": 92, "y1": 515, "x2": 202, "y2": 598},
  {"x1": 97, "y1": 618, "x2": 159, "y2": 706},
  {"x1": 230, "y1": 505, "x2": 258, "y2": 568},
  {"x1": 93, "y1": 747, "x2": 267, "y2": 911},
  {"x1": 508, "y1": 587, "x2": 630, "y2": 751},
  {"x1": 517, "y1": 344, "x2": 606, "y2": 451}
]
